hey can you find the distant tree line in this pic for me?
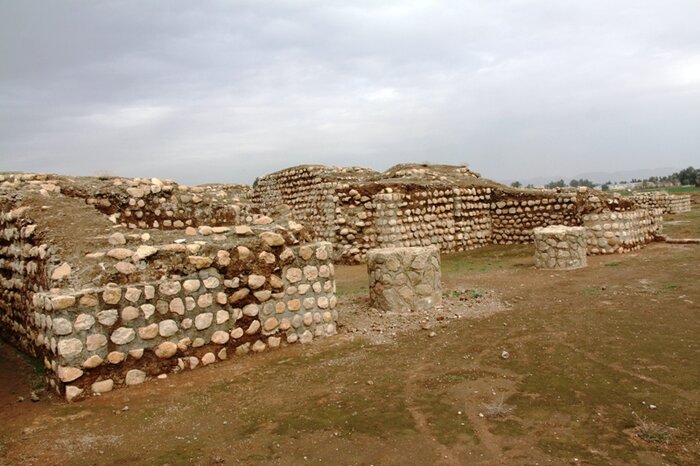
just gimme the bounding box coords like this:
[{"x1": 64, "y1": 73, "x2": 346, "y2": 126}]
[
  {"x1": 510, "y1": 166, "x2": 700, "y2": 191},
  {"x1": 676, "y1": 166, "x2": 700, "y2": 186},
  {"x1": 625, "y1": 166, "x2": 699, "y2": 188},
  {"x1": 510, "y1": 179, "x2": 595, "y2": 189}
]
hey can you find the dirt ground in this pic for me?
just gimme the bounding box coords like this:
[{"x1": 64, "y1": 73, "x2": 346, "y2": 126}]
[{"x1": 1, "y1": 204, "x2": 699, "y2": 465}]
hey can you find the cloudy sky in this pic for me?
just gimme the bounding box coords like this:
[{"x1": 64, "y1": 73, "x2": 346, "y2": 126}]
[{"x1": 1, "y1": 0, "x2": 699, "y2": 185}]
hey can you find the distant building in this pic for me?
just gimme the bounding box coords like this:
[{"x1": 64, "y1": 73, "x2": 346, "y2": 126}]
[{"x1": 610, "y1": 182, "x2": 643, "y2": 190}]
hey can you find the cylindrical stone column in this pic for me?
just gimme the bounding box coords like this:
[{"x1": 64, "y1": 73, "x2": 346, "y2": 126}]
[
  {"x1": 367, "y1": 245, "x2": 442, "y2": 311},
  {"x1": 533, "y1": 225, "x2": 587, "y2": 269}
]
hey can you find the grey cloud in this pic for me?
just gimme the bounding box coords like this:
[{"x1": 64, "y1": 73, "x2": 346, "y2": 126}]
[{"x1": 1, "y1": 0, "x2": 699, "y2": 185}]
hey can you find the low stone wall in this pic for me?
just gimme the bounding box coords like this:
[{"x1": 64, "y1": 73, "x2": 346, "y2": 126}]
[
  {"x1": 0, "y1": 206, "x2": 53, "y2": 357},
  {"x1": 631, "y1": 192, "x2": 692, "y2": 214},
  {"x1": 667, "y1": 194, "x2": 692, "y2": 214},
  {"x1": 368, "y1": 187, "x2": 493, "y2": 252},
  {"x1": 251, "y1": 166, "x2": 498, "y2": 263},
  {"x1": 250, "y1": 165, "x2": 377, "y2": 246},
  {"x1": 31, "y1": 238, "x2": 336, "y2": 401},
  {"x1": 251, "y1": 165, "x2": 626, "y2": 264},
  {"x1": 490, "y1": 191, "x2": 580, "y2": 244},
  {"x1": 0, "y1": 175, "x2": 339, "y2": 401},
  {"x1": 583, "y1": 209, "x2": 660, "y2": 254},
  {"x1": 533, "y1": 226, "x2": 587, "y2": 269},
  {"x1": 367, "y1": 245, "x2": 441, "y2": 312},
  {"x1": 0, "y1": 173, "x2": 252, "y2": 230}
]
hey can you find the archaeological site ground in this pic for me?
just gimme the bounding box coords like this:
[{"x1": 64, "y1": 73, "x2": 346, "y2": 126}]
[{"x1": 0, "y1": 164, "x2": 698, "y2": 465}]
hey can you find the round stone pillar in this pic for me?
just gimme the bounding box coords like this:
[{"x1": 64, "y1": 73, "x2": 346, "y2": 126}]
[
  {"x1": 533, "y1": 225, "x2": 587, "y2": 270},
  {"x1": 367, "y1": 245, "x2": 442, "y2": 311}
]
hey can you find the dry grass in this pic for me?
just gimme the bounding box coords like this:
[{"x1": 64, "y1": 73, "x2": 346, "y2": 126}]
[
  {"x1": 482, "y1": 394, "x2": 514, "y2": 418},
  {"x1": 633, "y1": 413, "x2": 674, "y2": 443}
]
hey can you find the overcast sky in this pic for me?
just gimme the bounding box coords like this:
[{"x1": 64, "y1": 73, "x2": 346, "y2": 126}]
[{"x1": 1, "y1": 1, "x2": 699, "y2": 185}]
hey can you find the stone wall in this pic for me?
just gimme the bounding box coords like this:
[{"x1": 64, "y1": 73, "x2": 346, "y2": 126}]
[
  {"x1": 582, "y1": 209, "x2": 661, "y2": 254},
  {"x1": 252, "y1": 165, "x2": 495, "y2": 263},
  {"x1": 367, "y1": 245, "x2": 442, "y2": 312},
  {"x1": 252, "y1": 165, "x2": 647, "y2": 264},
  {"x1": 669, "y1": 194, "x2": 692, "y2": 214},
  {"x1": 365, "y1": 186, "x2": 493, "y2": 253},
  {"x1": 32, "y1": 235, "x2": 336, "y2": 401},
  {"x1": 250, "y1": 165, "x2": 377, "y2": 243},
  {"x1": 0, "y1": 206, "x2": 52, "y2": 357},
  {"x1": 490, "y1": 191, "x2": 580, "y2": 244},
  {"x1": 1, "y1": 173, "x2": 338, "y2": 401},
  {"x1": 533, "y1": 226, "x2": 587, "y2": 269},
  {"x1": 2, "y1": 165, "x2": 678, "y2": 400},
  {"x1": 631, "y1": 192, "x2": 692, "y2": 214},
  {"x1": 0, "y1": 173, "x2": 253, "y2": 230}
]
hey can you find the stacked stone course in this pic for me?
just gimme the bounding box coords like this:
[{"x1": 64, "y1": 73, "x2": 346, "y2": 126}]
[
  {"x1": 253, "y1": 165, "x2": 663, "y2": 263},
  {"x1": 631, "y1": 192, "x2": 691, "y2": 214},
  {"x1": 0, "y1": 206, "x2": 52, "y2": 357},
  {"x1": 490, "y1": 191, "x2": 579, "y2": 244},
  {"x1": 533, "y1": 226, "x2": 587, "y2": 270},
  {"x1": 368, "y1": 187, "x2": 493, "y2": 253},
  {"x1": 32, "y1": 235, "x2": 336, "y2": 401},
  {"x1": 367, "y1": 246, "x2": 442, "y2": 312},
  {"x1": 1, "y1": 173, "x2": 337, "y2": 401},
  {"x1": 0, "y1": 173, "x2": 252, "y2": 230},
  {"x1": 250, "y1": 165, "x2": 376, "y2": 242},
  {"x1": 4, "y1": 165, "x2": 691, "y2": 400},
  {"x1": 582, "y1": 209, "x2": 661, "y2": 254}
]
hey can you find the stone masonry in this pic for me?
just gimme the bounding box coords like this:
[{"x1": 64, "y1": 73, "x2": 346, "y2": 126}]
[
  {"x1": 0, "y1": 173, "x2": 337, "y2": 401},
  {"x1": 582, "y1": 209, "x2": 661, "y2": 254},
  {"x1": 367, "y1": 245, "x2": 442, "y2": 312},
  {"x1": 252, "y1": 164, "x2": 665, "y2": 264},
  {"x1": 630, "y1": 192, "x2": 691, "y2": 215},
  {"x1": 2, "y1": 165, "x2": 689, "y2": 400},
  {"x1": 533, "y1": 225, "x2": 587, "y2": 270}
]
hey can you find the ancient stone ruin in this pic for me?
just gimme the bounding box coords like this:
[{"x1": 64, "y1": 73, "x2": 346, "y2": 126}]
[
  {"x1": 631, "y1": 192, "x2": 691, "y2": 214},
  {"x1": 367, "y1": 245, "x2": 442, "y2": 312},
  {"x1": 0, "y1": 173, "x2": 337, "y2": 401},
  {"x1": 582, "y1": 210, "x2": 661, "y2": 254},
  {"x1": 0, "y1": 165, "x2": 692, "y2": 400},
  {"x1": 533, "y1": 226, "x2": 587, "y2": 270},
  {"x1": 252, "y1": 164, "x2": 676, "y2": 263}
]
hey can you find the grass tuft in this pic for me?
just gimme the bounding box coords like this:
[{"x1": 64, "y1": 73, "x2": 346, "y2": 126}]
[
  {"x1": 605, "y1": 261, "x2": 623, "y2": 267},
  {"x1": 482, "y1": 395, "x2": 514, "y2": 418},
  {"x1": 633, "y1": 413, "x2": 674, "y2": 443}
]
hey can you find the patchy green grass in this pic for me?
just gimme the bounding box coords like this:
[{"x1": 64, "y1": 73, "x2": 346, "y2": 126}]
[
  {"x1": 442, "y1": 245, "x2": 532, "y2": 274},
  {"x1": 579, "y1": 286, "x2": 602, "y2": 296},
  {"x1": 336, "y1": 243, "x2": 533, "y2": 295},
  {"x1": 663, "y1": 205, "x2": 700, "y2": 238},
  {"x1": 10, "y1": 349, "x2": 46, "y2": 390},
  {"x1": 445, "y1": 288, "x2": 484, "y2": 300},
  {"x1": 413, "y1": 390, "x2": 479, "y2": 446},
  {"x1": 333, "y1": 264, "x2": 368, "y2": 296}
]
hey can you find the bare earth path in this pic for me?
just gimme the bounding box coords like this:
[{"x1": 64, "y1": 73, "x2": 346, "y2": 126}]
[{"x1": 1, "y1": 209, "x2": 699, "y2": 465}]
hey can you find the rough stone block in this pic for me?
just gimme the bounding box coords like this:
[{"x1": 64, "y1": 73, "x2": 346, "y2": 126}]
[
  {"x1": 367, "y1": 245, "x2": 442, "y2": 311},
  {"x1": 533, "y1": 225, "x2": 587, "y2": 270}
]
